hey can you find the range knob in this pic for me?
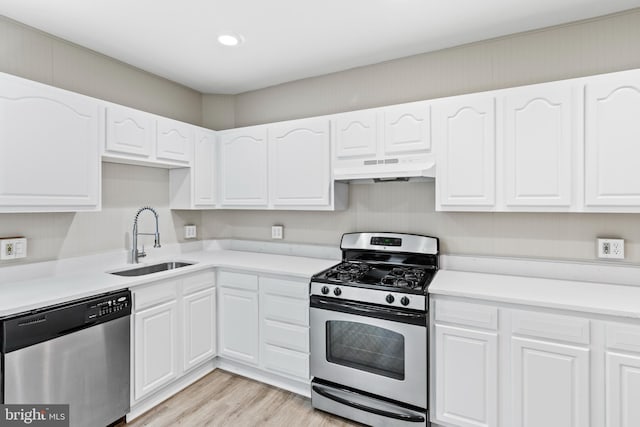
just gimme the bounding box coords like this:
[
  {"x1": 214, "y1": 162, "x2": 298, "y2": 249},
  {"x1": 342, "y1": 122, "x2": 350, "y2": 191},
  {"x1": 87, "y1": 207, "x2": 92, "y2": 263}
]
[
  {"x1": 401, "y1": 296, "x2": 410, "y2": 306},
  {"x1": 333, "y1": 287, "x2": 342, "y2": 296},
  {"x1": 386, "y1": 294, "x2": 395, "y2": 304},
  {"x1": 321, "y1": 286, "x2": 330, "y2": 295}
]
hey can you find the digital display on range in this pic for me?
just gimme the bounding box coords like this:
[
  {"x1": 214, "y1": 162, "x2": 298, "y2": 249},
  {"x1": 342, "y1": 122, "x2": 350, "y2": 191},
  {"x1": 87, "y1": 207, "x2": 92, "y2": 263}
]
[{"x1": 371, "y1": 237, "x2": 402, "y2": 247}]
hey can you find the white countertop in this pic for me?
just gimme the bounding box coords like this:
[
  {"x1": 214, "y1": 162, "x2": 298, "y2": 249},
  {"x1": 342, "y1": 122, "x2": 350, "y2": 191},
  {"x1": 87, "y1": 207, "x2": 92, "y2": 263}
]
[
  {"x1": 0, "y1": 244, "x2": 338, "y2": 318},
  {"x1": 429, "y1": 269, "x2": 640, "y2": 319},
  {"x1": 3, "y1": 240, "x2": 640, "y2": 321}
]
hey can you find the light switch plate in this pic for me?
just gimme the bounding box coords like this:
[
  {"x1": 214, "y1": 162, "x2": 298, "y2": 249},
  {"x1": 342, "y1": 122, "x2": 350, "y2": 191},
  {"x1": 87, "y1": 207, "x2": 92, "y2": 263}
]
[{"x1": 271, "y1": 225, "x2": 284, "y2": 240}]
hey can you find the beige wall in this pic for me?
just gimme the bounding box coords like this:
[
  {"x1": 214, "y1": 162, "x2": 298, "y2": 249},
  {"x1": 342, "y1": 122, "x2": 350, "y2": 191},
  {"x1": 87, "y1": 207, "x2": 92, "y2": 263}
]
[
  {"x1": 0, "y1": 17, "x2": 202, "y2": 264},
  {"x1": 203, "y1": 9, "x2": 640, "y2": 265},
  {"x1": 233, "y1": 9, "x2": 640, "y2": 127},
  {"x1": 3, "y1": 10, "x2": 640, "y2": 266}
]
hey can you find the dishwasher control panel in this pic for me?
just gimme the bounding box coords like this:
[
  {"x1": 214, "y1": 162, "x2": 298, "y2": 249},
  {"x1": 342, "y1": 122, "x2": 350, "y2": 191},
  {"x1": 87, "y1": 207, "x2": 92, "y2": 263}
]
[{"x1": 86, "y1": 292, "x2": 131, "y2": 322}]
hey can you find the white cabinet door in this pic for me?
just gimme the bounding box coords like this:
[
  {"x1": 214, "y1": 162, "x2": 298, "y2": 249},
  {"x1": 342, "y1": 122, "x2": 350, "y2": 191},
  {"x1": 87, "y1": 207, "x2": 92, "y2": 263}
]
[
  {"x1": 383, "y1": 102, "x2": 431, "y2": 155},
  {"x1": 219, "y1": 128, "x2": 268, "y2": 206},
  {"x1": 503, "y1": 83, "x2": 576, "y2": 208},
  {"x1": 193, "y1": 129, "x2": 216, "y2": 207},
  {"x1": 269, "y1": 118, "x2": 331, "y2": 206},
  {"x1": 156, "y1": 117, "x2": 192, "y2": 163},
  {"x1": 335, "y1": 110, "x2": 378, "y2": 159},
  {"x1": 435, "y1": 95, "x2": 496, "y2": 209},
  {"x1": 585, "y1": 70, "x2": 640, "y2": 208},
  {"x1": 183, "y1": 287, "x2": 216, "y2": 372},
  {"x1": 511, "y1": 337, "x2": 589, "y2": 427},
  {"x1": 606, "y1": 351, "x2": 640, "y2": 427},
  {"x1": 105, "y1": 104, "x2": 154, "y2": 158},
  {"x1": 134, "y1": 300, "x2": 179, "y2": 401},
  {"x1": 434, "y1": 324, "x2": 498, "y2": 427},
  {"x1": 218, "y1": 287, "x2": 259, "y2": 365},
  {"x1": 0, "y1": 73, "x2": 100, "y2": 211}
]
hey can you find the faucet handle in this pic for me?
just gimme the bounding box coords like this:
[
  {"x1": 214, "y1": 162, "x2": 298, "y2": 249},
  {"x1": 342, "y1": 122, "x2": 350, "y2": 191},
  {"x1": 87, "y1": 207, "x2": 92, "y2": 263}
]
[{"x1": 138, "y1": 244, "x2": 147, "y2": 258}]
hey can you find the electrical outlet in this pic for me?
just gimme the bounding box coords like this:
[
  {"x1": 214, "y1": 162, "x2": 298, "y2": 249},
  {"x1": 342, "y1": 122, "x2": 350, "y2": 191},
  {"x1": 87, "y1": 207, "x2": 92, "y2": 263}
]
[
  {"x1": 597, "y1": 238, "x2": 624, "y2": 259},
  {"x1": 271, "y1": 225, "x2": 284, "y2": 240},
  {"x1": 1, "y1": 237, "x2": 26, "y2": 260},
  {"x1": 184, "y1": 225, "x2": 197, "y2": 239}
]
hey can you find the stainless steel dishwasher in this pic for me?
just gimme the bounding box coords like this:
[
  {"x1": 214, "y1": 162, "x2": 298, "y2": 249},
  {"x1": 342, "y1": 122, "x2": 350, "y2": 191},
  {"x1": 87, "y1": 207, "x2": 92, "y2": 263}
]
[{"x1": 1, "y1": 289, "x2": 131, "y2": 427}]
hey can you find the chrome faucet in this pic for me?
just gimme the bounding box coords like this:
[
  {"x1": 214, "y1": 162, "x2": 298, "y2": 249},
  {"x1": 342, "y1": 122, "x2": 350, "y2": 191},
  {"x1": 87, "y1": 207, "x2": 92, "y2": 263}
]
[{"x1": 131, "y1": 206, "x2": 161, "y2": 264}]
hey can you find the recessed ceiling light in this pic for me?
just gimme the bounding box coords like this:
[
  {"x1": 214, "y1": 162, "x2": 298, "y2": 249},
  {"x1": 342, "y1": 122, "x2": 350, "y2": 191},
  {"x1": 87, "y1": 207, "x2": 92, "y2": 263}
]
[{"x1": 217, "y1": 34, "x2": 242, "y2": 47}]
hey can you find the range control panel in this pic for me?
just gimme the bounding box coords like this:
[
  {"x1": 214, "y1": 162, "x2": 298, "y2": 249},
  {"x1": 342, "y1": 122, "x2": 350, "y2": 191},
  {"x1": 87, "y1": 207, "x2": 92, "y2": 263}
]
[{"x1": 86, "y1": 292, "x2": 131, "y2": 322}]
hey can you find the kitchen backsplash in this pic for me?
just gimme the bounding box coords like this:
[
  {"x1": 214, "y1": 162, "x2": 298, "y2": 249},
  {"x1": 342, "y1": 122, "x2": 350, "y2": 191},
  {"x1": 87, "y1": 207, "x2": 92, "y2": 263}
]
[
  {"x1": 202, "y1": 181, "x2": 640, "y2": 264},
  {"x1": 0, "y1": 163, "x2": 200, "y2": 264}
]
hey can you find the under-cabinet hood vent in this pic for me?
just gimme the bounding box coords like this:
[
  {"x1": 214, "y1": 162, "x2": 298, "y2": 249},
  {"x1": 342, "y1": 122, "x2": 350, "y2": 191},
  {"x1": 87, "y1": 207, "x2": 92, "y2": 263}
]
[{"x1": 334, "y1": 161, "x2": 435, "y2": 184}]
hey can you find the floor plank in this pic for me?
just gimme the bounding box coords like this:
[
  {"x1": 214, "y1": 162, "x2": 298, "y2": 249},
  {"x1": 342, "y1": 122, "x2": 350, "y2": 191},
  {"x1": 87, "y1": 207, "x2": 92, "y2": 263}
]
[{"x1": 125, "y1": 370, "x2": 362, "y2": 427}]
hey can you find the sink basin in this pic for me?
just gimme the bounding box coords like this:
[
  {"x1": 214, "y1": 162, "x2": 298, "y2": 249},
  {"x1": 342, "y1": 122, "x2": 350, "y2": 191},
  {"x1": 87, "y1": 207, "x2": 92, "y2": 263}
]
[{"x1": 110, "y1": 261, "x2": 194, "y2": 277}]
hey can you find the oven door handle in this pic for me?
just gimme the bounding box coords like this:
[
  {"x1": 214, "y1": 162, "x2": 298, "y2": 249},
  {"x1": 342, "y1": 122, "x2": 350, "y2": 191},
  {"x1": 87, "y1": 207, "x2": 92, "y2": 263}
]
[
  {"x1": 310, "y1": 296, "x2": 426, "y2": 326},
  {"x1": 312, "y1": 385, "x2": 425, "y2": 423}
]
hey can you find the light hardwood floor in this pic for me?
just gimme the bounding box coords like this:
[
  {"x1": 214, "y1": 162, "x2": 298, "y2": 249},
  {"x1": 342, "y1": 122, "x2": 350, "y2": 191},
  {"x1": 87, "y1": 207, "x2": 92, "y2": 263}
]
[{"x1": 125, "y1": 369, "x2": 362, "y2": 427}]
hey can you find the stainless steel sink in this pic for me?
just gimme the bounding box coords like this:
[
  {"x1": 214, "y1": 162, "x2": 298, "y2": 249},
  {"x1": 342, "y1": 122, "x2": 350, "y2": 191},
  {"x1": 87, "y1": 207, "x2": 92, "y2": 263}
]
[{"x1": 110, "y1": 261, "x2": 194, "y2": 277}]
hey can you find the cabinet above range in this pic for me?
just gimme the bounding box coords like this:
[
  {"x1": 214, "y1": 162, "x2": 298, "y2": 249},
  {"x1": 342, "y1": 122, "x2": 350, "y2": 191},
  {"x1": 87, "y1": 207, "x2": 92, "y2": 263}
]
[{"x1": 333, "y1": 100, "x2": 435, "y2": 181}]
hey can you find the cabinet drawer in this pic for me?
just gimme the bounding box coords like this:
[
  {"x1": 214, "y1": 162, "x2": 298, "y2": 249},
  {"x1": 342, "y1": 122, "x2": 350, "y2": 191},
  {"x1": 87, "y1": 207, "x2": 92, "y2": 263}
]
[
  {"x1": 134, "y1": 279, "x2": 179, "y2": 311},
  {"x1": 260, "y1": 276, "x2": 308, "y2": 300},
  {"x1": 435, "y1": 299, "x2": 498, "y2": 330},
  {"x1": 511, "y1": 310, "x2": 590, "y2": 345},
  {"x1": 263, "y1": 344, "x2": 309, "y2": 380},
  {"x1": 262, "y1": 292, "x2": 308, "y2": 326},
  {"x1": 218, "y1": 271, "x2": 258, "y2": 291},
  {"x1": 263, "y1": 319, "x2": 308, "y2": 352},
  {"x1": 606, "y1": 322, "x2": 640, "y2": 353},
  {"x1": 183, "y1": 270, "x2": 215, "y2": 295}
]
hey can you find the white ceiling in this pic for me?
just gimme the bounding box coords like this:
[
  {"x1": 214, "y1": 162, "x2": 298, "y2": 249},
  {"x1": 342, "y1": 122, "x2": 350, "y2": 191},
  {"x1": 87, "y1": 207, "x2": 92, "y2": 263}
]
[{"x1": 1, "y1": 0, "x2": 640, "y2": 94}]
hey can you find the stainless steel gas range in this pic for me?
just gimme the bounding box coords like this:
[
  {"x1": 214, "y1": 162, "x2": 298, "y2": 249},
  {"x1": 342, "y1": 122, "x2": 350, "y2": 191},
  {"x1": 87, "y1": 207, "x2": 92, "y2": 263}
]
[{"x1": 310, "y1": 232, "x2": 438, "y2": 427}]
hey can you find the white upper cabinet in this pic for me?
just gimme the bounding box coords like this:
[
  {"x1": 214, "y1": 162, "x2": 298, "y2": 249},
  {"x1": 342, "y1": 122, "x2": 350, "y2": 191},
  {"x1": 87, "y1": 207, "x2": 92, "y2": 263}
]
[
  {"x1": 383, "y1": 102, "x2": 431, "y2": 155},
  {"x1": 104, "y1": 104, "x2": 193, "y2": 168},
  {"x1": 502, "y1": 82, "x2": 578, "y2": 209},
  {"x1": 585, "y1": 69, "x2": 640, "y2": 209},
  {"x1": 0, "y1": 72, "x2": 101, "y2": 212},
  {"x1": 333, "y1": 101, "x2": 434, "y2": 180},
  {"x1": 219, "y1": 127, "x2": 269, "y2": 207},
  {"x1": 105, "y1": 104, "x2": 154, "y2": 158},
  {"x1": 435, "y1": 95, "x2": 496, "y2": 210},
  {"x1": 169, "y1": 127, "x2": 216, "y2": 210},
  {"x1": 269, "y1": 118, "x2": 331, "y2": 207},
  {"x1": 156, "y1": 117, "x2": 192, "y2": 164},
  {"x1": 193, "y1": 129, "x2": 216, "y2": 207},
  {"x1": 335, "y1": 110, "x2": 378, "y2": 159}
]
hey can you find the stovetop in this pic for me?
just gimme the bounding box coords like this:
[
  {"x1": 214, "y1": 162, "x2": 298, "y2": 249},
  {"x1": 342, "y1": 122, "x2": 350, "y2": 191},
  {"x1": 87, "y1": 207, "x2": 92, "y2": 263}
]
[{"x1": 311, "y1": 261, "x2": 437, "y2": 295}]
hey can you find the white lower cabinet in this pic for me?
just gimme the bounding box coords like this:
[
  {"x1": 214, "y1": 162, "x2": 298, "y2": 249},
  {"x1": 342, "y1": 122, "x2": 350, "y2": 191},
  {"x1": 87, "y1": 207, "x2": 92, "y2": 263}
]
[
  {"x1": 511, "y1": 337, "x2": 589, "y2": 427},
  {"x1": 218, "y1": 286, "x2": 260, "y2": 365},
  {"x1": 217, "y1": 271, "x2": 311, "y2": 387},
  {"x1": 605, "y1": 322, "x2": 640, "y2": 427},
  {"x1": 434, "y1": 324, "x2": 498, "y2": 427},
  {"x1": 259, "y1": 276, "x2": 309, "y2": 381},
  {"x1": 431, "y1": 296, "x2": 640, "y2": 427},
  {"x1": 134, "y1": 299, "x2": 179, "y2": 401},
  {"x1": 132, "y1": 271, "x2": 216, "y2": 404},
  {"x1": 183, "y1": 287, "x2": 217, "y2": 372}
]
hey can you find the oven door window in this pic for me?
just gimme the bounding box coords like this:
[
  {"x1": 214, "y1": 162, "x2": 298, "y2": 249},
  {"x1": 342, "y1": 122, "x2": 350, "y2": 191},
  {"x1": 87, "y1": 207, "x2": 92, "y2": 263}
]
[{"x1": 326, "y1": 320, "x2": 405, "y2": 380}]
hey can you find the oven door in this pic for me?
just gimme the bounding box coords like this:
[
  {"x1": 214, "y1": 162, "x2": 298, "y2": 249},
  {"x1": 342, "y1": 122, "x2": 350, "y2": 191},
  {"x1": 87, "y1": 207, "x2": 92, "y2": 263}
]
[{"x1": 310, "y1": 296, "x2": 427, "y2": 408}]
